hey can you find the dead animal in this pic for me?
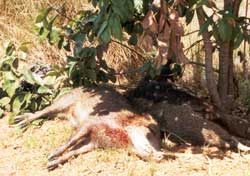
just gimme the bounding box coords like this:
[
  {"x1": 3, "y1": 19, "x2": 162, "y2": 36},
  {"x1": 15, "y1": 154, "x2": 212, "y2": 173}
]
[
  {"x1": 13, "y1": 87, "x2": 163, "y2": 170},
  {"x1": 131, "y1": 98, "x2": 250, "y2": 152}
]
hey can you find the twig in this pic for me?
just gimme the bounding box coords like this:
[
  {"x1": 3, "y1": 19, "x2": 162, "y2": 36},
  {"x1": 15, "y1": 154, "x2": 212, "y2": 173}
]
[
  {"x1": 111, "y1": 39, "x2": 146, "y2": 59},
  {"x1": 184, "y1": 39, "x2": 203, "y2": 53},
  {"x1": 187, "y1": 61, "x2": 219, "y2": 73},
  {"x1": 184, "y1": 30, "x2": 199, "y2": 36}
]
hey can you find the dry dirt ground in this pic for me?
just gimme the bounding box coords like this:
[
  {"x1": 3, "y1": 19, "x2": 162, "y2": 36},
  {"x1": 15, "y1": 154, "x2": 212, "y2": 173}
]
[{"x1": 1, "y1": 116, "x2": 250, "y2": 176}]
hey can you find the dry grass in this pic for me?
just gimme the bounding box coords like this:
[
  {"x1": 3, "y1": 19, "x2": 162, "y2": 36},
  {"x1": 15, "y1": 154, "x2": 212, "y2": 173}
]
[
  {"x1": 0, "y1": 0, "x2": 89, "y2": 64},
  {"x1": 1, "y1": 116, "x2": 250, "y2": 176}
]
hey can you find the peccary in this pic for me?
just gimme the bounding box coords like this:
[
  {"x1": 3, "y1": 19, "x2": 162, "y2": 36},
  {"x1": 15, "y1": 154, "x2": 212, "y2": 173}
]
[
  {"x1": 131, "y1": 98, "x2": 250, "y2": 151},
  {"x1": 13, "y1": 87, "x2": 163, "y2": 170}
]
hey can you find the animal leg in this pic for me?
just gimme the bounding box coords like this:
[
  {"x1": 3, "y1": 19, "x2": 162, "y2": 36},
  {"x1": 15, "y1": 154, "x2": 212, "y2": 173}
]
[
  {"x1": 48, "y1": 123, "x2": 90, "y2": 161},
  {"x1": 13, "y1": 93, "x2": 76, "y2": 128},
  {"x1": 47, "y1": 143, "x2": 94, "y2": 170},
  {"x1": 126, "y1": 126, "x2": 164, "y2": 161}
]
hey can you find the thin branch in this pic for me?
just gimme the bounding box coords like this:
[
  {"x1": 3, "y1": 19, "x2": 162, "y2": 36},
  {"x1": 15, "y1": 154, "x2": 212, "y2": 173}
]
[
  {"x1": 184, "y1": 30, "x2": 199, "y2": 36},
  {"x1": 184, "y1": 39, "x2": 203, "y2": 53},
  {"x1": 187, "y1": 61, "x2": 219, "y2": 73},
  {"x1": 111, "y1": 39, "x2": 146, "y2": 59}
]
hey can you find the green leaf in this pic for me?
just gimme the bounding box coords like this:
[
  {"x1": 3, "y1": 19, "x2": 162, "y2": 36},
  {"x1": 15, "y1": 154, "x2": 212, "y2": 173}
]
[
  {"x1": 218, "y1": 19, "x2": 232, "y2": 41},
  {"x1": 234, "y1": 32, "x2": 244, "y2": 49},
  {"x1": 36, "y1": 7, "x2": 53, "y2": 23},
  {"x1": 8, "y1": 112, "x2": 17, "y2": 125},
  {"x1": 199, "y1": 18, "x2": 211, "y2": 35},
  {"x1": 21, "y1": 65, "x2": 43, "y2": 85},
  {"x1": 43, "y1": 76, "x2": 56, "y2": 86},
  {"x1": 49, "y1": 28, "x2": 61, "y2": 44},
  {"x1": 100, "y1": 25, "x2": 111, "y2": 43},
  {"x1": 68, "y1": 61, "x2": 77, "y2": 77},
  {"x1": 186, "y1": 10, "x2": 195, "y2": 24},
  {"x1": 24, "y1": 93, "x2": 32, "y2": 105},
  {"x1": 79, "y1": 47, "x2": 97, "y2": 58},
  {"x1": 63, "y1": 40, "x2": 71, "y2": 51},
  {"x1": 212, "y1": 24, "x2": 219, "y2": 40},
  {"x1": 47, "y1": 15, "x2": 58, "y2": 30},
  {"x1": 97, "y1": 21, "x2": 108, "y2": 37},
  {"x1": 111, "y1": 0, "x2": 134, "y2": 22},
  {"x1": 5, "y1": 43, "x2": 15, "y2": 56},
  {"x1": 72, "y1": 31, "x2": 85, "y2": 47},
  {"x1": 110, "y1": 14, "x2": 123, "y2": 40},
  {"x1": 30, "y1": 99, "x2": 38, "y2": 112},
  {"x1": 0, "y1": 108, "x2": 4, "y2": 118},
  {"x1": 2, "y1": 80, "x2": 19, "y2": 97},
  {"x1": 39, "y1": 27, "x2": 50, "y2": 40},
  {"x1": 37, "y1": 86, "x2": 52, "y2": 94},
  {"x1": 58, "y1": 36, "x2": 64, "y2": 49},
  {"x1": 12, "y1": 94, "x2": 25, "y2": 112},
  {"x1": 0, "y1": 97, "x2": 11, "y2": 106}
]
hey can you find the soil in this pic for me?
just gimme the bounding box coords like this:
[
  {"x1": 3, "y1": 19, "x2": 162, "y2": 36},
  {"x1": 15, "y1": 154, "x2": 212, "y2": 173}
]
[{"x1": 1, "y1": 116, "x2": 250, "y2": 176}]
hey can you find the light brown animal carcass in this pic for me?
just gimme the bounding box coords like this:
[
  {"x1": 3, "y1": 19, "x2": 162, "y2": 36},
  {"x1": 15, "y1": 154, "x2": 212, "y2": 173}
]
[{"x1": 13, "y1": 87, "x2": 163, "y2": 170}]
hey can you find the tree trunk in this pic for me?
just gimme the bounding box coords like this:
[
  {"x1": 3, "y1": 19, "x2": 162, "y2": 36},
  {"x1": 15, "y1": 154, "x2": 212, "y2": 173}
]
[
  {"x1": 196, "y1": 7, "x2": 222, "y2": 109},
  {"x1": 218, "y1": 42, "x2": 235, "y2": 112},
  {"x1": 217, "y1": 0, "x2": 237, "y2": 112}
]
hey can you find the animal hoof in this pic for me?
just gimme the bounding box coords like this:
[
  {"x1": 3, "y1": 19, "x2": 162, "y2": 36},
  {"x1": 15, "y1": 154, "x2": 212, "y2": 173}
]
[
  {"x1": 48, "y1": 153, "x2": 57, "y2": 161},
  {"x1": 13, "y1": 117, "x2": 24, "y2": 124},
  {"x1": 47, "y1": 161, "x2": 58, "y2": 171},
  {"x1": 153, "y1": 151, "x2": 164, "y2": 162}
]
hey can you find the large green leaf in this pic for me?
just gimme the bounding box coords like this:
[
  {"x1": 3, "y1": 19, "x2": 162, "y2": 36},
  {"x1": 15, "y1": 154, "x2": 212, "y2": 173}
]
[
  {"x1": 218, "y1": 19, "x2": 232, "y2": 41},
  {"x1": 110, "y1": 14, "x2": 123, "y2": 40},
  {"x1": 97, "y1": 21, "x2": 108, "y2": 37},
  {"x1": 100, "y1": 25, "x2": 111, "y2": 43}
]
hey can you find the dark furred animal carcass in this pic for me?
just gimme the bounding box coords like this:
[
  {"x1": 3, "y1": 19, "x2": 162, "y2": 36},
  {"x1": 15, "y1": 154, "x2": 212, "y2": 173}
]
[
  {"x1": 13, "y1": 87, "x2": 163, "y2": 170},
  {"x1": 127, "y1": 81, "x2": 250, "y2": 151}
]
